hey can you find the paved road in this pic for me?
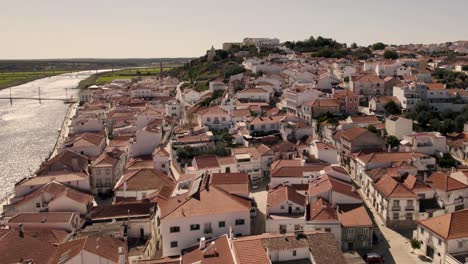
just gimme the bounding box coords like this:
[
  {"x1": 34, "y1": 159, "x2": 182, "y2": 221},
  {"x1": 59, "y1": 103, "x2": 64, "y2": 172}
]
[
  {"x1": 249, "y1": 182, "x2": 268, "y2": 234},
  {"x1": 358, "y1": 190, "x2": 429, "y2": 264}
]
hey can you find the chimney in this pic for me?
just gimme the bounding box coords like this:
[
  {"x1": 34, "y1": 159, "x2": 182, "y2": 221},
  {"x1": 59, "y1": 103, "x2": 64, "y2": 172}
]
[
  {"x1": 19, "y1": 224, "x2": 24, "y2": 238},
  {"x1": 452, "y1": 167, "x2": 456, "y2": 174},
  {"x1": 118, "y1": 247, "x2": 126, "y2": 264},
  {"x1": 423, "y1": 172, "x2": 428, "y2": 183},
  {"x1": 199, "y1": 237, "x2": 206, "y2": 250},
  {"x1": 351, "y1": 185, "x2": 356, "y2": 192},
  {"x1": 123, "y1": 181, "x2": 127, "y2": 198}
]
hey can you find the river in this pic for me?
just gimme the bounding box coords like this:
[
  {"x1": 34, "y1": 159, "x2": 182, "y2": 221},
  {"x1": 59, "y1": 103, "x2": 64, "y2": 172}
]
[{"x1": 0, "y1": 70, "x2": 106, "y2": 202}]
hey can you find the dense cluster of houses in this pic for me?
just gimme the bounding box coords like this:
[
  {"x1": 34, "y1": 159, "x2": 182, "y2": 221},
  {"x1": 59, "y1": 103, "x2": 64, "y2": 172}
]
[{"x1": 1, "y1": 40, "x2": 468, "y2": 264}]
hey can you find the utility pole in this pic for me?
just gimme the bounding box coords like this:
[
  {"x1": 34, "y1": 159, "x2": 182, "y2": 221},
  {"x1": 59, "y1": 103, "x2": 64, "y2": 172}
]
[
  {"x1": 65, "y1": 87, "x2": 68, "y2": 100},
  {"x1": 9, "y1": 87, "x2": 12, "y2": 105},
  {"x1": 38, "y1": 86, "x2": 41, "y2": 104}
]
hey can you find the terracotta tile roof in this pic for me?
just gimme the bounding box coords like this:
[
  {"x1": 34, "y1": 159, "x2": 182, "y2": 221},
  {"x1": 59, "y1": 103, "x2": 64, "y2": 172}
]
[
  {"x1": 65, "y1": 132, "x2": 105, "y2": 147},
  {"x1": 419, "y1": 209, "x2": 468, "y2": 240},
  {"x1": 340, "y1": 127, "x2": 372, "y2": 141},
  {"x1": 0, "y1": 229, "x2": 59, "y2": 264},
  {"x1": 308, "y1": 175, "x2": 361, "y2": 201},
  {"x1": 271, "y1": 162, "x2": 327, "y2": 178},
  {"x1": 233, "y1": 232, "x2": 347, "y2": 264},
  {"x1": 197, "y1": 106, "x2": 229, "y2": 116},
  {"x1": 374, "y1": 174, "x2": 417, "y2": 198},
  {"x1": 238, "y1": 88, "x2": 269, "y2": 94},
  {"x1": 307, "y1": 198, "x2": 338, "y2": 221},
  {"x1": 334, "y1": 89, "x2": 358, "y2": 99},
  {"x1": 159, "y1": 185, "x2": 251, "y2": 220},
  {"x1": 268, "y1": 185, "x2": 306, "y2": 207},
  {"x1": 153, "y1": 146, "x2": 170, "y2": 157},
  {"x1": 56, "y1": 236, "x2": 126, "y2": 263},
  {"x1": 425, "y1": 82, "x2": 445, "y2": 90},
  {"x1": 337, "y1": 204, "x2": 372, "y2": 227},
  {"x1": 270, "y1": 141, "x2": 297, "y2": 153},
  {"x1": 232, "y1": 237, "x2": 270, "y2": 264},
  {"x1": 232, "y1": 147, "x2": 261, "y2": 159},
  {"x1": 352, "y1": 74, "x2": 383, "y2": 83},
  {"x1": 211, "y1": 173, "x2": 249, "y2": 194},
  {"x1": 357, "y1": 152, "x2": 428, "y2": 165},
  {"x1": 427, "y1": 171, "x2": 468, "y2": 192},
  {"x1": 249, "y1": 116, "x2": 284, "y2": 125},
  {"x1": 348, "y1": 115, "x2": 380, "y2": 124},
  {"x1": 9, "y1": 212, "x2": 78, "y2": 224},
  {"x1": 91, "y1": 151, "x2": 120, "y2": 168},
  {"x1": 36, "y1": 149, "x2": 89, "y2": 175},
  {"x1": 114, "y1": 168, "x2": 175, "y2": 191},
  {"x1": 182, "y1": 234, "x2": 235, "y2": 264},
  {"x1": 194, "y1": 155, "x2": 220, "y2": 169},
  {"x1": 89, "y1": 202, "x2": 157, "y2": 220}
]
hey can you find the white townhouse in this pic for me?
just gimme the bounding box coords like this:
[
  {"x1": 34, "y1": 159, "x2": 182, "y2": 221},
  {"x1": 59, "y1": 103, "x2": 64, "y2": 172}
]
[{"x1": 158, "y1": 179, "x2": 251, "y2": 257}]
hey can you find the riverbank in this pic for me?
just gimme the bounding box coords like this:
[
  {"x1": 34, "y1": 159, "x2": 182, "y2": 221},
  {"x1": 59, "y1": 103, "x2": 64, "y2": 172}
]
[
  {"x1": 51, "y1": 102, "x2": 78, "y2": 157},
  {"x1": 0, "y1": 71, "x2": 69, "y2": 91}
]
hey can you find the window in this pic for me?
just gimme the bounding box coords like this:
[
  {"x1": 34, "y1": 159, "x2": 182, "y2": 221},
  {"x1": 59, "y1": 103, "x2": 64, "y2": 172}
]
[
  {"x1": 296, "y1": 207, "x2": 300, "y2": 211},
  {"x1": 235, "y1": 219, "x2": 245, "y2": 225},
  {"x1": 420, "y1": 227, "x2": 424, "y2": 234},
  {"x1": 280, "y1": 205, "x2": 285, "y2": 209},
  {"x1": 222, "y1": 117, "x2": 226, "y2": 121},
  {"x1": 315, "y1": 228, "x2": 321, "y2": 231},
  {"x1": 459, "y1": 241, "x2": 463, "y2": 248},
  {"x1": 438, "y1": 239, "x2": 441, "y2": 246},
  {"x1": 261, "y1": 125, "x2": 266, "y2": 129},
  {"x1": 170, "y1": 241, "x2": 178, "y2": 248},
  {"x1": 325, "y1": 228, "x2": 331, "y2": 233},
  {"x1": 270, "y1": 124, "x2": 275, "y2": 129},
  {"x1": 393, "y1": 213, "x2": 399, "y2": 220},
  {"x1": 190, "y1": 224, "x2": 200, "y2": 231},
  {"x1": 218, "y1": 221, "x2": 226, "y2": 228},
  {"x1": 294, "y1": 224, "x2": 301, "y2": 231},
  {"x1": 161, "y1": 164, "x2": 166, "y2": 168},
  {"x1": 169, "y1": 226, "x2": 180, "y2": 233},
  {"x1": 293, "y1": 250, "x2": 297, "y2": 256},
  {"x1": 347, "y1": 229, "x2": 354, "y2": 239},
  {"x1": 406, "y1": 213, "x2": 413, "y2": 220},
  {"x1": 207, "y1": 118, "x2": 211, "y2": 122},
  {"x1": 141, "y1": 192, "x2": 147, "y2": 198},
  {"x1": 36, "y1": 203, "x2": 41, "y2": 208}
]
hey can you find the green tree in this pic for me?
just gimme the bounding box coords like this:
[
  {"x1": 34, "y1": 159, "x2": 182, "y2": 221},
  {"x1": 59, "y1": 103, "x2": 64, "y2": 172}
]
[
  {"x1": 386, "y1": 136, "x2": 400, "y2": 148},
  {"x1": 384, "y1": 101, "x2": 401, "y2": 115},
  {"x1": 383, "y1": 49, "x2": 399, "y2": 60},
  {"x1": 438, "y1": 153, "x2": 458, "y2": 168},
  {"x1": 429, "y1": 118, "x2": 441, "y2": 131},
  {"x1": 455, "y1": 115, "x2": 466, "y2": 132},
  {"x1": 416, "y1": 111, "x2": 431, "y2": 127},
  {"x1": 351, "y1": 42, "x2": 358, "y2": 49},
  {"x1": 367, "y1": 125, "x2": 378, "y2": 134},
  {"x1": 372, "y1": 42, "x2": 386, "y2": 50},
  {"x1": 410, "y1": 238, "x2": 421, "y2": 253}
]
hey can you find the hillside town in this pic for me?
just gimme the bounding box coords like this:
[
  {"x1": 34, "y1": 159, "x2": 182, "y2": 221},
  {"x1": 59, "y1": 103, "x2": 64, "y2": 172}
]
[{"x1": 1, "y1": 37, "x2": 468, "y2": 264}]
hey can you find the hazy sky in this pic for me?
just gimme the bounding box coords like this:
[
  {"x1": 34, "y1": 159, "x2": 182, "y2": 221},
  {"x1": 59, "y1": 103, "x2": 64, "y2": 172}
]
[{"x1": 1, "y1": 0, "x2": 467, "y2": 59}]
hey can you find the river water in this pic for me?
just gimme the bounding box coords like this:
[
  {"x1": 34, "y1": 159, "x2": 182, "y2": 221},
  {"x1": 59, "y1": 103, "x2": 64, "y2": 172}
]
[{"x1": 0, "y1": 71, "x2": 105, "y2": 201}]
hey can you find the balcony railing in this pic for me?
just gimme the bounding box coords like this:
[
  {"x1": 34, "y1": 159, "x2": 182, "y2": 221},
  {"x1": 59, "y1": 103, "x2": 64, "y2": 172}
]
[
  {"x1": 392, "y1": 206, "x2": 401, "y2": 211},
  {"x1": 405, "y1": 206, "x2": 414, "y2": 211}
]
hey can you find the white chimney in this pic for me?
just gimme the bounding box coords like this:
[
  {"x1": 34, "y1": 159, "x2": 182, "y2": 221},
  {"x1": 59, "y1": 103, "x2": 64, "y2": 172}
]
[
  {"x1": 123, "y1": 181, "x2": 127, "y2": 198},
  {"x1": 199, "y1": 237, "x2": 206, "y2": 250},
  {"x1": 118, "y1": 247, "x2": 126, "y2": 264},
  {"x1": 351, "y1": 185, "x2": 356, "y2": 192}
]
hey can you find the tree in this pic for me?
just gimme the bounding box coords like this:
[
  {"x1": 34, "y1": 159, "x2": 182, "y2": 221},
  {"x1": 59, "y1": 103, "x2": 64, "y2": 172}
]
[
  {"x1": 429, "y1": 118, "x2": 441, "y2": 131},
  {"x1": 367, "y1": 125, "x2": 378, "y2": 134},
  {"x1": 372, "y1": 42, "x2": 386, "y2": 50},
  {"x1": 410, "y1": 238, "x2": 421, "y2": 253},
  {"x1": 384, "y1": 101, "x2": 401, "y2": 115},
  {"x1": 438, "y1": 153, "x2": 458, "y2": 168},
  {"x1": 416, "y1": 111, "x2": 431, "y2": 127},
  {"x1": 455, "y1": 115, "x2": 466, "y2": 132},
  {"x1": 350, "y1": 42, "x2": 358, "y2": 49},
  {"x1": 386, "y1": 136, "x2": 400, "y2": 148},
  {"x1": 383, "y1": 49, "x2": 399, "y2": 60}
]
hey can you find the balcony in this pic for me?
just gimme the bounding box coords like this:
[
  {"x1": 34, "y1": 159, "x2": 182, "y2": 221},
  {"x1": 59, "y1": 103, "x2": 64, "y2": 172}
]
[
  {"x1": 392, "y1": 206, "x2": 401, "y2": 211},
  {"x1": 405, "y1": 206, "x2": 415, "y2": 211}
]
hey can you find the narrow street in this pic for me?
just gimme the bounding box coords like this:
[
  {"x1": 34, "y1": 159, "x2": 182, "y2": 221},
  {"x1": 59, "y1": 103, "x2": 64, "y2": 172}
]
[{"x1": 358, "y1": 190, "x2": 429, "y2": 264}]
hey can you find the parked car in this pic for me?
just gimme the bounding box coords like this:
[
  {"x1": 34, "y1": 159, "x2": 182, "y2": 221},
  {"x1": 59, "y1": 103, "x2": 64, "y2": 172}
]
[{"x1": 363, "y1": 253, "x2": 384, "y2": 263}]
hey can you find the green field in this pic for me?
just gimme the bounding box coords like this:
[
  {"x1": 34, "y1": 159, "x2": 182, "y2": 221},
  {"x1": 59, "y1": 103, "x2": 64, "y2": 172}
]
[
  {"x1": 0, "y1": 70, "x2": 68, "y2": 90},
  {"x1": 78, "y1": 67, "x2": 173, "y2": 88}
]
